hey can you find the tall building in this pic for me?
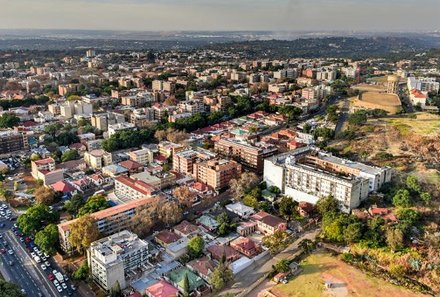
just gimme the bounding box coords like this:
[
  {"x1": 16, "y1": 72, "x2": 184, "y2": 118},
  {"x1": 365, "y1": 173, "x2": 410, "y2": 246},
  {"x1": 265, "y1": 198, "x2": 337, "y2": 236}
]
[
  {"x1": 193, "y1": 159, "x2": 242, "y2": 190},
  {"x1": 407, "y1": 77, "x2": 440, "y2": 93},
  {"x1": 88, "y1": 230, "x2": 156, "y2": 291},
  {"x1": 264, "y1": 146, "x2": 392, "y2": 213},
  {"x1": 31, "y1": 158, "x2": 63, "y2": 186},
  {"x1": 129, "y1": 148, "x2": 153, "y2": 165},
  {"x1": 0, "y1": 130, "x2": 29, "y2": 154},
  {"x1": 114, "y1": 175, "x2": 156, "y2": 202}
]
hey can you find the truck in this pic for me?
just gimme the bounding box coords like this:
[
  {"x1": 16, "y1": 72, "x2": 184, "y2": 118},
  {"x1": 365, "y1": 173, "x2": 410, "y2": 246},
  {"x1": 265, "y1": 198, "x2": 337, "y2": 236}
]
[{"x1": 54, "y1": 272, "x2": 64, "y2": 283}]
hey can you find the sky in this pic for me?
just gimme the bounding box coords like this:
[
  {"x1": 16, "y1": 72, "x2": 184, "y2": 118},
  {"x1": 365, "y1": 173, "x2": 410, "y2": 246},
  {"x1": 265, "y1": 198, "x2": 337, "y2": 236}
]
[{"x1": 0, "y1": 0, "x2": 439, "y2": 32}]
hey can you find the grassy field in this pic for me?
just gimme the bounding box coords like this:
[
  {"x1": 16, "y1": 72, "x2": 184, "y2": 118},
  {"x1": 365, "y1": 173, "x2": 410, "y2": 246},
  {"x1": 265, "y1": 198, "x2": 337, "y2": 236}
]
[
  {"x1": 268, "y1": 252, "x2": 427, "y2": 297},
  {"x1": 384, "y1": 113, "x2": 440, "y2": 137}
]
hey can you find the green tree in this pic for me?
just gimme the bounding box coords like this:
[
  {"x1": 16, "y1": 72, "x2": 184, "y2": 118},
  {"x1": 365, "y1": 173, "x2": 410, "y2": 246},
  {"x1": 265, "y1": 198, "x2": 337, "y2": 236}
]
[
  {"x1": 182, "y1": 273, "x2": 190, "y2": 297},
  {"x1": 243, "y1": 194, "x2": 259, "y2": 209},
  {"x1": 348, "y1": 110, "x2": 367, "y2": 126},
  {"x1": 392, "y1": 189, "x2": 412, "y2": 208},
  {"x1": 273, "y1": 259, "x2": 290, "y2": 273},
  {"x1": 405, "y1": 176, "x2": 421, "y2": 193},
  {"x1": 0, "y1": 279, "x2": 25, "y2": 297},
  {"x1": 109, "y1": 281, "x2": 123, "y2": 297},
  {"x1": 17, "y1": 204, "x2": 59, "y2": 235},
  {"x1": 343, "y1": 222, "x2": 363, "y2": 243},
  {"x1": 210, "y1": 259, "x2": 234, "y2": 290},
  {"x1": 420, "y1": 192, "x2": 431, "y2": 205},
  {"x1": 277, "y1": 196, "x2": 297, "y2": 219},
  {"x1": 365, "y1": 216, "x2": 386, "y2": 247},
  {"x1": 187, "y1": 235, "x2": 204, "y2": 259},
  {"x1": 64, "y1": 194, "x2": 85, "y2": 216},
  {"x1": 78, "y1": 194, "x2": 109, "y2": 217},
  {"x1": 0, "y1": 113, "x2": 20, "y2": 128},
  {"x1": 316, "y1": 195, "x2": 339, "y2": 216},
  {"x1": 386, "y1": 227, "x2": 404, "y2": 251},
  {"x1": 61, "y1": 150, "x2": 80, "y2": 162},
  {"x1": 298, "y1": 239, "x2": 316, "y2": 254},
  {"x1": 262, "y1": 230, "x2": 290, "y2": 254},
  {"x1": 68, "y1": 215, "x2": 100, "y2": 253},
  {"x1": 34, "y1": 224, "x2": 59, "y2": 255},
  {"x1": 72, "y1": 260, "x2": 89, "y2": 280}
]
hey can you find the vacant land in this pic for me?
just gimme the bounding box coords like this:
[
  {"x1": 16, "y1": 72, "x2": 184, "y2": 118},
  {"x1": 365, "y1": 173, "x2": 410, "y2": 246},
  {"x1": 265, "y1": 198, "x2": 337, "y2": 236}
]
[
  {"x1": 267, "y1": 252, "x2": 427, "y2": 297},
  {"x1": 382, "y1": 113, "x2": 440, "y2": 137}
]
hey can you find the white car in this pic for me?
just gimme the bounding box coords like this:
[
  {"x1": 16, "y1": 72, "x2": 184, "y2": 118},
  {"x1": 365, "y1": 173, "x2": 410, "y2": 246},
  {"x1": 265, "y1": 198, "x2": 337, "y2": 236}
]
[
  {"x1": 56, "y1": 286, "x2": 62, "y2": 292},
  {"x1": 31, "y1": 252, "x2": 36, "y2": 258},
  {"x1": 53, "y1": 280, "x2": 59, "y2": 287},
  {"x1": 61, "y1": 283, "x2": 67, "y2": 290},
  {"x1": 36, "y1": 250, "x2": 43, "y2": 256},
  {"x1": 41, "y1": 264, "x2": 47, "y2": 270},
  {"x1": 44, "y1": 261, "x2": 50, "y2": 267},
  {"x1": 8, "y1": 250, "x2": 13, "y2": 255}
]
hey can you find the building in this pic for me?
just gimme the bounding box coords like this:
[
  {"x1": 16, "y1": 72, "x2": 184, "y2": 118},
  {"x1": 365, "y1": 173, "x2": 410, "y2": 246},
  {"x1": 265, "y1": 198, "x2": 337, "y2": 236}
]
[
  {"x1": 129, "y1": 148, "x2": 154, "y2": 165},
  {"x1": 114, "y1": 175, "x2": 156, "y2": 202},
  {"x1": 145, "y1": 280, "x2": 179, "y2": 297},
  {"x1": 193, "y1": 159, "x2": 241, "y2": 191},
  {"x1": 130, "y1": 108, "x2": 156, "y2": 128},
  {"x1": 225, "y1": 202, "x2": 255, "y2": 219},
  {"x1": 407, "y1": 77, "x2": 439, "y2": 93},
  {"x1": 173, "y1": 150, "x2": 198, "y2": 175},
  {"x1": 31, "y1": 158, "x2": 63, "y2": 186},
  {"x1": 251, "y1": 212, "x2": 287, "y2": 235},
  {"x1": 107, "y1": 123, "x2": 136, "y2": 137},
  {"x1": 386, "y1": 75, "x2": 399, "y2": 94},
  {"x1": 158, "y1": 141, "x2": 184, "y2": 158},
  {"x1": 0, "y1": 130, "x2": 29, "y2": 154},
  {"x1": 207, "y1": 244, "x2": 240, "y2": 262},
  {"x1": 215, "y1": 138, "x2": 278, "y2": 173},
  {"x1": 409, "y1": 89, "x2": 428, "y2": 108},
  {"x1": 264, "y1": 146, "x2": 392, "y2": 213},
  {"x1": 91, "y1": 113, "x2": 125, "y2": 132},
  {"x1": 230, "y1": 237, "x2": 262, "y2": 258},
  {"x1": 88, "y1": 230, "x2": 155, "y2": 291},
  {"x1": 84, "y1": 149, "x2": 113, "y2": 170},
  {"x1": 58, "y1": 197, "x2": 156, "y2": 254}
]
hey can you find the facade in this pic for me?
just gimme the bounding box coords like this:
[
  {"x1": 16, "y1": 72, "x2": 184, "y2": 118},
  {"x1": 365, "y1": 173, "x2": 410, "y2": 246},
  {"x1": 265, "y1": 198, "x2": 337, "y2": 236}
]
[
  {"x1": 407, "y1": 77, "x2": 440, "y2": 93},
  {"x1": 84, "y1": 149, "x2": 113, "y2": 170},
  {"x1": 31, "y1": 157, "x2": 63, "y2": 186},
  {"x1": 114, "y1": 175, "x2": 156, "y2": 202},
  {"x1": 88, "y1": 230, "x2": 155, "y2": 291},
  {"x1": 264, "y1": 146, "x2": 392, "y2": 213},
  {"x1": 193, "y1": 159, "x2": 241, "y2": 190},
  {"x1": 58, "y1": 197, "x2": 156, "y2": 254},
  {"x1": 251, "y1": 211, "x2": 287, "y2": 235},
  {"x1": 107, "y1": 123, "x2": 136, "y2": 137},
  {"x1": 129, "y1": 148, "x2": 154, "y2": 165},
  {"x1": 0, "y1": 130, "x2": 29, "y2": 154},
  {"x1": 173, "y1": 149, "x2": 198, "y2": 175},
  {"x1": 215, "y1": 138, "x2": 278, "y2": 173}
]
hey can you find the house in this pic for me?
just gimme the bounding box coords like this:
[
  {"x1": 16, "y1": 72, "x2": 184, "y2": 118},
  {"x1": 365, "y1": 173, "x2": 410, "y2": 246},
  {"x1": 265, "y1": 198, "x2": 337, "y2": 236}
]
[
  {"x1": 119, "y1": 160, "x2": 144, "y2": 175},
  {"x1": 155, "y1": 231, "x2": 182, "y2": 247},
  {"x1": 237, "y1": 221, "x2": 257, "y2": 237},
  {"x1": 102, "y1": 164, "x2": 129, "y2": 177},
  {"x1": 187, "y1": 256, "x2": 217, "y2": 283},
  {"x1": 230, "y1": 237, "x2": 262, "y2": 258},
  {"x1": 69, "y1": 143, "x2": 87, "y2": 156},
  {"x1": 174, "y1": 221, "x2": 200, "y2": 238},
  {"x1": 251, "y1": 211, "x2": 287, "y2": 235},
  {"x1": 50, "y1": 181, "x2": 75, "y2": 196},
  {"x1": 145, "y1": 280, "x2": 179, "y2": 297},
  {"x1": 207, "y1": 244, "x2": 240, "y2": 262},
  {"x1": 225, "y1": 202, "x2": 255, "y2": 219},
  {"x1": 166, "y1": 267, "x2": 208, "y2": 296},
  {"x1": 196, "y1": 215, "x2": 219, "y2": 232}
]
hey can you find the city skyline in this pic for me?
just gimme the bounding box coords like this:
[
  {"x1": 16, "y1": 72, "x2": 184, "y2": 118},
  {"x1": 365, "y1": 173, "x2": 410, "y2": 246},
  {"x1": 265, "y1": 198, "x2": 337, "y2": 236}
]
[{"x1": 0, "y1": 0, "x2": 439, "y2": 32}]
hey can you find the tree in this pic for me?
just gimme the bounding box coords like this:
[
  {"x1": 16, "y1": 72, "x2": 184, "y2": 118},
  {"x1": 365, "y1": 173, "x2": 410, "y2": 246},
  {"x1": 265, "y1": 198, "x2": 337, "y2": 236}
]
[
  {"x1": 298, "y1": 239, "x2": 316, "y2": 254},
  {"x1": 405, "y1": 175, "x2": 421, "y2": 193},
  {"x1": 35, "y1": 224, "x2": 59, "y2": 255},
  {"x1": 154, "y1": 129, "x2": 167, "y2": 141},
  {"x1": 158, "y1": 201, "x2": 182, "y2": 226},
  {"x1": 72, "y1": 260, "x2": 89, "y2": 280},
  {"x1": 0, "y1": 113, "x2": 20, "y2": 128},
  {"x1": 365, "y1": 216, "x2": 386, "y2": 247},
  {"x1": 78, "y1": 194, "x2": 109, "y2": 217},
  {"x1": 64, "y1": 194, "x2": 85, "y2": 216},
  {"x1": 386, "y1": 227, "x2": 404, "y2": 251},
  {"x1": 348, "y1": 110, "x2": 367, "y2": 126},
  {"x1": 420, "y1": 192, "x2": 431, "y2": 205},
  {"x1": 322, "y1": 212, "x2": 346, "y2": 242},
  {"x1": 61, "y1": 150, "x2": 80, "y2": 162},
  {"x1": 242, "y1": 194, "x2": 259, "y2": 209},
  {"x1": 268, "y1": 186, "x2": 281, "y2": 194},
  {"x1": 130, "y1": 198, "x2": 160, "y2": 237},
  {"x1": 216, "y1": 212, "x2": 235, "y2": 236},
  {"x1": 343, "y1": 222, "x2": 363, "y2": 244},
  {"x1": 229, "y1": 172, "x2": 259, "y2": 200},
  {"x1": 187, "y1": 235, "x2": 204, "y2": 259},
  {"x1": 173, "y1": 186, "x2": 195, "y2": 208},
  {"x1": 277, "y1": 196, "x2": 297, "y2": 219},
  {"x1": 35, "y1": 186, "x2": 56, "y2": 205},
  {"x1": 0, "y1": 279, "x2": 25, "y2": 297},
  {"x1": 262, "y1": 230, "x2": 290, "y2": 254},
  {"x1": 392, "y1": 189, "x2": 412, "y2": 208},
  {"x1": 316, "y1": 195, "x2": 339, "y2": 216},
  {"x1": 68, "y1": 215, "x2": 100, "y2": 253},
  {"x1": 17, "y1": 204, "x2": 59, "y2": 235},
  {"x1": 182, "y1": 273, "x2": 190, "y2": 297},
  {"x1": 274, "y1": 259, "x2": 290, "y2": 273},
  {"x1": 210, "y1": 259, "x2": 234, "y2": 290}
]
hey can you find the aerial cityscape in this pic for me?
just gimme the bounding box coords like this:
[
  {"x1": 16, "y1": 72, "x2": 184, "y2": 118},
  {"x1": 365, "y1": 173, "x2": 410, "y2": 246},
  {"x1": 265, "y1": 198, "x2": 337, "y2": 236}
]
[{"x1": 0, "y1": 1, "x2": 439, "y2": 297}]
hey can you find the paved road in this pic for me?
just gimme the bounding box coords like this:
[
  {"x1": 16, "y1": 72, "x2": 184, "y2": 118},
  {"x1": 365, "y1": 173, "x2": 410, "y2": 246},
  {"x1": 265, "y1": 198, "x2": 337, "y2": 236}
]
[
  {"x1": 335, "y1": 97, "x2": 349, "y2": 135},
  {"x1": 220, "y1": 229, "x2": 321, "y2": 297}
]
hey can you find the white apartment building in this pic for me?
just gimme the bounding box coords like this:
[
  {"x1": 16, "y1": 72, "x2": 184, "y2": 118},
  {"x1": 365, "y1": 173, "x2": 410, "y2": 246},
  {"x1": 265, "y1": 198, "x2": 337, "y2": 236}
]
[
  {"x1": 129, "y1": 148, "x2": 153, "y2": 165},
  {"x1": 264, "y1": 146, "x2": 392, "y2": 213},
  {"x1": 107, "y1": 123, "x2": 136, "y2": 137},
  {"x1": 407, "y1": 77, "x2": 440, "y2": 93},
  {"x1": 114, "y1": 176, "x2": 156, "y2": 202},
  {"x1": 88, "y1": 230, "x2": 156, "y2": 291}
]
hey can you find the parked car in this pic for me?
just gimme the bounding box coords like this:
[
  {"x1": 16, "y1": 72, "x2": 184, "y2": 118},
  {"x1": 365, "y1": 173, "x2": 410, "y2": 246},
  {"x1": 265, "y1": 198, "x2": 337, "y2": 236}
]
[{"x1": 48, "y1": 274, "x2": 55, "y2": 281}]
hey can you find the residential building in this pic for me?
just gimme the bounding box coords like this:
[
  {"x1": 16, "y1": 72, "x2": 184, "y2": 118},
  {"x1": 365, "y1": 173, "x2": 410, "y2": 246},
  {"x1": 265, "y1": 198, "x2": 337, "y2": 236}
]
[
  {"x1": 186, "y1": 257, "x2": 217, "y2": 283},
  {"x1": 407, "y1": 77, "x2": 439, "y2": 93},
  {"x1": 264, "y1": 146, "x2": 392, "y2": 213},
  {"x1": 251, "y1": 211, "x2": 287, "y2": 235},
  {"x1": 107, "y1": 122, "x2": 136, "y2": 137},
  {"x1": 114, "y1": 175, "x2": 156, "y2": 202},
  {"x1": 207, "y1": 244, "x2": 240, "y2": 262},
  {"x1": 145, "y1": 280, "x2": 179, "y2": 297},
  {"x1": 31, "y1": 157, "x2": 63, "y2": 186},
  {"x1": 88, "y1": 230, "x2": 155, "y2": 291},
  {"x1": 129, "y1": 148, "x2": 153, "y2": 165},
  {"x1": 225, "y1": 202, "x2": 255, "y2": 219},
  {"x1": 230, "y1": 237, "x2": 262, "y2": 258},
  {"x1": 84, "y1": 149, "x2": 113, "y2": 170},
  {"x1": 0, "y1": 130, "x2": 29, "y2": 154},
  {"x1": 58, "y1": 197, "x2": 156, "y2": 254},
  {"x1": 193, "y1": 159, "x2": 241, "y2": 190}
]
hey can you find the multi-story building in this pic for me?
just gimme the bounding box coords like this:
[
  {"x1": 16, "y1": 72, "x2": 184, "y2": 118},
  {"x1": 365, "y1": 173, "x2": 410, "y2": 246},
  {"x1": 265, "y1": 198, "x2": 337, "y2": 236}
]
[
  {"x1": 31, "y1": 157, "x2": 63, "y2": 186},
  {"x1": 264, "y1": 146, "x2": 392, "y2": 213},
  {"x1": 88, "y1": 230, "x2": 156, "y2": 291},
  {"x1": 251, "y1": 211, "x2": 287, "y2": 235},
  {"x1": 173, "y1": 150, "x2": 198, "y2": 175},
  {"x1": 407, "y1": 77, "x2": 440, "y2": 93},
  {"x1": 179, "y1": 100, "x2": 205, "y2": 114},
  {"x1": 84, "y1": 149, "x2": 113, "y2": 170},
  {"x1": 158, "y1": 141, "x2": 184, "y2": 158},
  {"x1": 58, "y1": 197, "x2": 156, "y2": 254},
  {"x1": 0, "y1": 130, "x2": 29, "y2": 154},
  {"x1": 193, "y1": 159, "x2": 241, "y2": 190},
  {"x1": 215, "y1": 138, "x2": 278, "y2": 173},
  {"x1": 130, "y1": 108, "x2": 155, "y2": 128},
  {"x1": 129, "y1": 148, "x2": 153, "y2": 165},
  {"x1": 91, "y1": 113, "x2": 125, "y2": 132},
  {"x1": 107, "y1": 123, "x2": 136, "y2": 137},
  {"x1": 114, "y1": 175, "x2": 156, "y2": 202}
]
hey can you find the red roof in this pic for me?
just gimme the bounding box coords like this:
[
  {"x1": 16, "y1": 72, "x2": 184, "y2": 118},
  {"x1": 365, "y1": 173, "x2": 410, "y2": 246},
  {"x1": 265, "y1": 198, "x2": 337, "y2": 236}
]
[
  {"x1": 34, "y1": 158, "x2": 55, "y2": 165},
  {"x1": 51, "y1": 181, "x2": 74, "y2": 193},
  {"x1": 146, "y1": 280, "x2": 178, "y2": 297},
  {"x1": 119, "y1": 160, "x2": 143, "y2": 170},
  {"x1": 155, "y1": 230, "x2": 181, "y2": 245},
  {"x1": 115, "y1": 175, "x2": 155, "y2": 196}
]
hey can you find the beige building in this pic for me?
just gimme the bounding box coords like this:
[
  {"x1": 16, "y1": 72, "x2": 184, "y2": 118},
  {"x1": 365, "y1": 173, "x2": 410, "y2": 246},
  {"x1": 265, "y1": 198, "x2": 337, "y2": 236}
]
[
  {"x1": 114, "y1": 175, "x2": 156, "y2": 202},
  {"x1": 129, "y1": 148, "x2": 153, "y2": 165},
  {"x1": 84, "y1": 149, "x2": 113, "y2": 170},
  {"x1": 31, "y1": 158, "x2": 64, "y2": 186},
  {"x1": 193, "y1": 159, "x2": 241, "y2": 190}
]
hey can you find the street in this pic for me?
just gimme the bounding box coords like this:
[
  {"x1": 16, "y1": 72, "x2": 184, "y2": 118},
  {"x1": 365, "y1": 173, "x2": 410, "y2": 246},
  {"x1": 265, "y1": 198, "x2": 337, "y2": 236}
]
[{"x1": 335, "y1": 97, "x2": 349, "y2": 135}]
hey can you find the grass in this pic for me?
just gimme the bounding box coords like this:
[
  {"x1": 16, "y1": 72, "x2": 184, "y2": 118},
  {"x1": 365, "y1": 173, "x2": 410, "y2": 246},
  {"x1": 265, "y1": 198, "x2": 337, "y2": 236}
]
[
  {"x1": 268, "y1": 252, "x2": 426, "y2": 297},
  {"x1": 384, "y1": 113, "x2": 440, "y2": 137}
]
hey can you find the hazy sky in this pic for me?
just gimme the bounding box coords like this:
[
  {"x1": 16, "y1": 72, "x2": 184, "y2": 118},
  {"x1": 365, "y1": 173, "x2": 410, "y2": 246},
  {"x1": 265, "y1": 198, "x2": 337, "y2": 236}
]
[{"x1": 0, "y1": 0, "x2": 439, "y2": 32}]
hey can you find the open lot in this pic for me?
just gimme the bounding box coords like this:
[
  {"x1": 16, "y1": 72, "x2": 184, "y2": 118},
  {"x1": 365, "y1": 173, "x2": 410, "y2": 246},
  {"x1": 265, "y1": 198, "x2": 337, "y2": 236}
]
[
  {"x1": 267, "y1": 252, "x2": 427, "y2": 297},
  {"x1": 382, "y1": 113, "x2": 440, "y2": 137}
]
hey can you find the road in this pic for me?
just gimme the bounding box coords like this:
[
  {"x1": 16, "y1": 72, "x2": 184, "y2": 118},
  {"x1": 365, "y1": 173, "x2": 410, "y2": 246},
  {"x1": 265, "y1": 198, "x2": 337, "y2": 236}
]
[
  {"x1": 220, "y1": 228, "x2": 321, "y2": 297},
  {"x1": 335, "y1": 97, "x2": 349, "y2": 135}
]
